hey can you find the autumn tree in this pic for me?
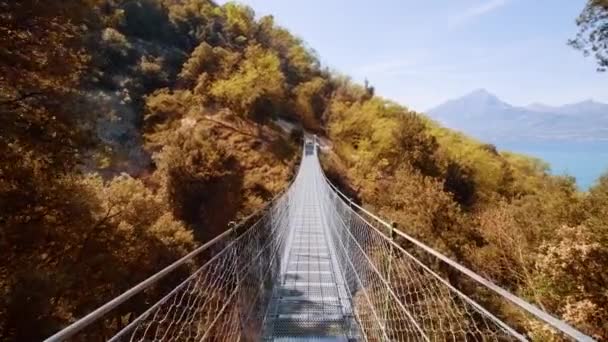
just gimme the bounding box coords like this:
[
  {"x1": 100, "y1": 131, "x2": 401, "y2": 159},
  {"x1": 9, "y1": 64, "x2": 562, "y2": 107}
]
[
  {"x1": 393, "y1": 111, "x2": 441, "y2": 177},
  {"x1": 0, "y1": 0, "x2": 95, "y2": 169},
  {"x1": 1, "y1": 2, "x2": 99, "y2": 337},
  {"x1": 210, "y1": 44, "x2": 285, "y2": 119},
  {"x1": 255, "y1": 15, "x2": 318, "y2": 84},
  {"x1": 223, "y1": 2, "x2": 255, "y2": 43},
  {"x1": 293, "y1": 77, "x2": 329, "y2": 131},
  {"x1": 152, "y1": 120, "x2": 242, "y2": 235},
  {"x1": 178, "y1": 42, "x2": 240, "y2": 93},
  {"x1": 0, "y1": 1, "x2": 195, "y2": 339},
  {"x1": 533, "y1": 224, "x2": 608, "y2": 340},
  {"x1": 530, "y1": 174, "x2": 608, "y2": 340}
]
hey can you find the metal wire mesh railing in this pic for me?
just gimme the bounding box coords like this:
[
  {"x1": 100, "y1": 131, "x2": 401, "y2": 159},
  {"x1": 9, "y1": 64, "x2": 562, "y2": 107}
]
[
  {"x1": 315, "y1": 151, "x2": 594, "y2": 342},
  {"x1": 316, "y1": 163, "x2": 522, "y2": 341},
  {"x1": 109, "y1": 195, "x2": 291, "y2": 342},
  {"x1": 45, "y1": 181, "x2": 296, "y2": 342}
]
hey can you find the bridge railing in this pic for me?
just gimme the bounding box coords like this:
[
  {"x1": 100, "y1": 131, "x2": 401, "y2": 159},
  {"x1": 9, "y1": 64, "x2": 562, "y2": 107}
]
[
  {"x1": 45, "y1": 138, "x2": 595, "y2": 342},
  {"x1": 45, "y1": 185, "x2": 295, "y2": 342},
  {"x1": 317, "y1": 155, "x2": 595, "y2": 342}
]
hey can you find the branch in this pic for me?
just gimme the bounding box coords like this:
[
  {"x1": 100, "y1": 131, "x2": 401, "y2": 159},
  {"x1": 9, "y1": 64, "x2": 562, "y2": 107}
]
[
  {"x1": 52, "y1": 205, "x2": 123, "y2": 302},
  {"x1": 201, "y1": 116, "x2": 267, "y2": 141},
  {"x1": 71, "y1": 204, "x2": 123, "y2": 265},
  {"x1": 0, "y1": 91, "x2": 44, "y2": 107}
]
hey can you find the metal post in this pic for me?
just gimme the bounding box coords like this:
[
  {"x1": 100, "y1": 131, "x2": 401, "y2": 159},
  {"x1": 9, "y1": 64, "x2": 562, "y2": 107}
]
[
  {"x1": 382, "y1": 221, "x2": 397, "y2": 341},
  {"x1": 346, "y1": 198, "x2": 354, "y2": 266},
  {"x1": 228, "y1": 221, "x2": 245, "y2": 338},
  {"x1": 345, "y1": 197, "x2": 357, "y2": 337}
]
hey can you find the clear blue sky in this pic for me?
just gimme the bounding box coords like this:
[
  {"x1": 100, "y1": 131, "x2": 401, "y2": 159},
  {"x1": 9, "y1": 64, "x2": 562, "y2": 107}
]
[{"x1": 219, "y1": 0, "x2": 607, "y2": 111}]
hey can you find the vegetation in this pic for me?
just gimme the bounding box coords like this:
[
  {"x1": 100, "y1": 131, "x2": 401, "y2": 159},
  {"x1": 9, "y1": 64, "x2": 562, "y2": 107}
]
[
  {"x1": 1, "y1": 0, "x2": 606, "y2": 341},
  {"x1": 0, "y1": 0, "x2": 304, "y2": 339},
  {"x1": 570, "y1": 0, "x2": 608, "y2": 71},
  {"x1": 322, "y1": 84, "x2": 608, "y2": 339}
]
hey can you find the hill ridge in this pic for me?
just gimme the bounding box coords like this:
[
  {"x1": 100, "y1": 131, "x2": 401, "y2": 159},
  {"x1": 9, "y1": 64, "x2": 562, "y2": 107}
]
[{"x1": 428, "y1": 90, "x2": 608, "y2": 142}]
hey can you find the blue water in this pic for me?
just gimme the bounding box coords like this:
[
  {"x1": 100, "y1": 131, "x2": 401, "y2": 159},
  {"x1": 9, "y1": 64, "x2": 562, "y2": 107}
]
[{"x1": 497, "y1": 141, "x2": 608, "y2": 190}]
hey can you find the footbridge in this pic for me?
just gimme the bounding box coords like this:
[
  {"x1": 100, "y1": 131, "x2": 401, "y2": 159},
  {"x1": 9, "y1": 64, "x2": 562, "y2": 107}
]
[{"x1": 46, "y1": 139, "x2": 594, "y2": 341}]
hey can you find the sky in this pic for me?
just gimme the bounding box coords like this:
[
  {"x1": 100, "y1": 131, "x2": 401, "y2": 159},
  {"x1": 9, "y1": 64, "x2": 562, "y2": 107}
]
[{"x1": 218, "y1": 0, "x2": 607, "y2": 111}]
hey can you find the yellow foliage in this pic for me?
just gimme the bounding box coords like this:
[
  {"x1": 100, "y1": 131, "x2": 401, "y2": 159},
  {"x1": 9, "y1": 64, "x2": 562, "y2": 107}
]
[
  {"x1": 222, "y1": 2, "x2": 255, "y2": 39},
  {"x1": 210, "y1": 44, "x2": 285, "y2": 117},
  {"x1": 293, "y1": 76, "x2": 328, "y2": 130}
]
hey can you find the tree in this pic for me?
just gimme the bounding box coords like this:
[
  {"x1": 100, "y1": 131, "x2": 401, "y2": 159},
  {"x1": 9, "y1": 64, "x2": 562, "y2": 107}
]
[
  {"x1": 179, "y1": 42, "x2": 215, "y2": 85},
  {"x1": 363, "y1": 78, "x2": 375, "y2": 99},
  {"x1": 534, "y1": 223, "x2": 608, "y2": 340},
  {"x1": 393, "y1": 111, "x2": 441, "y2": 177},
  {"x1": 149, "y1": 115, "x2": 252, "y2": 242},
  {"x1": 443, "y1": 161, "x2": 476, "y2": 208},
  {"x1": 222, "y1": 2, "x2": 255, "y2": 42},
  {"x1": 255, "y1": 15, "x2": 318, "y2": 83},
  {"x1": 0, "y1": 3, "x2": 99, "y2": 337},
  {"x1": 371, "y1": 165, "x2": 469, "y2": 259},
  {"x1": 0, "y1": 169, "x2": 193, "y2": 340},
  {"x1": 210, "y1": 45, "x2": 285, "y2": 119},
  {"x1": 178, "y1": 42, "x2": 240, "y2": 90},
  {"x1": 119, "y1": 0, "x2": 181, "y2": 45},
  {"x1": 0, "y1": 0, "x2": 95, "y2": 171},
  {"x1": 293, "y1": 77, "x2": 329, "y2": 131},
  {"x1": 569, "y1": 0, "x2": 608, "y2": 71}
]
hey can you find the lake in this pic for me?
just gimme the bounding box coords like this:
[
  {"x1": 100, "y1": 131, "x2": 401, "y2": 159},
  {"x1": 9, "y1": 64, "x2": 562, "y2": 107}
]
[{"x1": 497, "y1": 141, "x2": 608, "y2": 190}]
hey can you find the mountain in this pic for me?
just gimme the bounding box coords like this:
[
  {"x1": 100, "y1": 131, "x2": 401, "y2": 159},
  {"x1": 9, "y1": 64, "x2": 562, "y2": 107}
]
[
  {"x1": 525, "y1": 102, "x2": 557, "y2": 112},
  {"x1": 527, "y1": 99, "x2": 608, "y2": 117},
  {"x1": 427, "y1": 89, "x2": 608, "y2": 142},
  {"x1": 552, "y1": 99, "x2": 608, "y2": 117}
]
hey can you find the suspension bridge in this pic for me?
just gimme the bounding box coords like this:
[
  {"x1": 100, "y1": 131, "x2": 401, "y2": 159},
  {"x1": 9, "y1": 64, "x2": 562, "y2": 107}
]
[{"x1": 46, "y1": 138, "x2": 594, "y2": 341}]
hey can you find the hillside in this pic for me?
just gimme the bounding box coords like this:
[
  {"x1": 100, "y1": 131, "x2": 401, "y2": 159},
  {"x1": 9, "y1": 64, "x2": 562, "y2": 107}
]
[
  {"x1": 1, "y1": 1, "x2": 306, "y2": 339},
  {"x1": 1, "y1": 1, "x2": 607, "y2": 341},
  {"x1": 428, "y1": 89, "x2": 608, "y2": 142}
]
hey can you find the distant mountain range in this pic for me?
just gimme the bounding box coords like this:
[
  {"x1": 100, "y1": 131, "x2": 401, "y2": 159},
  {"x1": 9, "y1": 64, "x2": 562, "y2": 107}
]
[{"x1": 427, "y1": 89, "x2": 608, "y2": 142}]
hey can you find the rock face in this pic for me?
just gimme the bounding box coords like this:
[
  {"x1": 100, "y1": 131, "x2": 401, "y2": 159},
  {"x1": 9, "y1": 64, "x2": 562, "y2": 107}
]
[{"x1": 427, "y1": 89, "x2": 608, "y2": 142}]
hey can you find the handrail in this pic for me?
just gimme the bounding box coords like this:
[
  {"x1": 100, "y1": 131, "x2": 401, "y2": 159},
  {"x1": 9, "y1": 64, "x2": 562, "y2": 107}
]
[
  {"x1": 317, "y1": 154, "x2": 595, "y2": 342},
  {"x1": 44, "y1": 228, "x2": 233, "y2": 342},
  {"x1": 108, "y1": 202, "x2": 290, "y2": 342},
  {"x1": 324, "y1": 175, "x2": 526, "y2": 340},
  {"x1": 44, "y1": 140, "x2": 305, "y2": 342},
  {"x1": 45, "y1": 201, "x2": 280, "y2": 342}
]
